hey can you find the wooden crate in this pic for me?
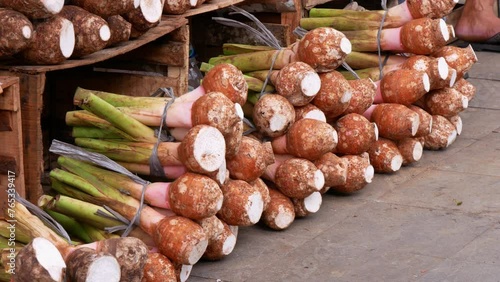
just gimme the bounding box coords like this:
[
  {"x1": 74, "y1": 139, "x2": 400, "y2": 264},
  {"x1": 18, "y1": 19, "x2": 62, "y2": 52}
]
[
  {"x1": 0, "y1": 16, "x2": 188, "y2": 203},
  {"x1": 0, "y1": 77, "x2": 25, "y2": 208}
]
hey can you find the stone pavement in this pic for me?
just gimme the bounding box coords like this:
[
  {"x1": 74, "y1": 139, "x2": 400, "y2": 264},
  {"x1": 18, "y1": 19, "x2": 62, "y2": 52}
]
[{"x1": 190, "y1": 50, "x2": 500, "y2": 282}]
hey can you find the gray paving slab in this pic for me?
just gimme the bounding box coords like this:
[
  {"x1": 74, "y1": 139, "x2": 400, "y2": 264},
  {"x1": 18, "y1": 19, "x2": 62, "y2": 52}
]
[
  {"x1": 414, "y1": 223, "x2": 500, "y2": 282},
  {"x1": 380, "y1": 169, "x2": 500, "y2": 217},
  {"x1": 467, "y1": 51, "x2": 500, "y2": 81},
  {"x1": 459, "y1": 107, "x2": 500, "y2": 140},
  {"x1": 438, "y1": 132, "x2": 500, "y2": 177},
  {"x1": 467, "y1": 78, "x2": 500, "y2": 110},
  {"x1": 190, "y1": 202, "x2": 494, "y2": 282}
]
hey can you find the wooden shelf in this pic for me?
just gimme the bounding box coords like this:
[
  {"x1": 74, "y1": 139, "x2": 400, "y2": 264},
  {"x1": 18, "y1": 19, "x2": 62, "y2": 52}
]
[
  {"x1": 184, "y1": 0, "x2": 245, "y2": 17},
  {"x1": 1, "y1": 16, "x2": 188, "y2": 74}
]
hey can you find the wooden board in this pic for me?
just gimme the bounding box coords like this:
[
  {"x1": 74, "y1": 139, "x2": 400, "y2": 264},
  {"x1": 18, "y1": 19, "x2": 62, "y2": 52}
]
[
  {"x1": 184, "y1": 0, "x2": 245, "y2": 17},
  {"x1": 0, "y1": 76, "x2": 26, "y2": 208},
  {"x1": 1, "y1": 16, "x2": 187, "y2": 74}
]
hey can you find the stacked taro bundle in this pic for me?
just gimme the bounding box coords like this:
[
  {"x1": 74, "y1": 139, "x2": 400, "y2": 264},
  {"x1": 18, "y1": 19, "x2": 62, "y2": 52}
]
[
  {"x1": 202, "y1": 26, "x2": 377, "y2": 231},
  {"x1": 0, "y1": 0, "x2": 192, "y2": 64},
  {"x1": 297, "y1": 0, "x2": 478, "y2": 173}
]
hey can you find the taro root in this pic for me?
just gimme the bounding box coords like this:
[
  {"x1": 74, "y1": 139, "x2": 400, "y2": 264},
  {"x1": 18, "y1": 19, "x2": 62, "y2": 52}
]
[
  {"x1": 334, "y1": 113, "x2": 377, "y2": 155},
  {"x1": 314, "y1": 152, "x2": 348, "y2": 189},
  {"x1": 452, "y1": 78, "x2": 476, "y2": 101},
  {"x1": 292, "y1": 192, "x2": 322, "y2": 218},
  {"x1": 197, "y1": 216, "x2": 237, "y2": 261},
  {"x1": 396, "y1": 138, "x2": 424, "y2": 165},
  {"x1": 331, "y1": 154, "x2": 374, "y2": 194},
  {"x1": 424, "y1": 115, "x2": 457, "y2": 150},
  {"x1": 367, "y1": 138, "x2": 403, "y2": 173},
  {"x1": 249, "y1": 178, "x2": 271, "y2": 211},
  {"x1": 406, "y1": 0, "x2": 459, "y2": 19},
  {"x1": 18, "y1": 15, "x2": 75, "y2": 64},
  {"x1": 425, "y1": 87, "x2": 468, "y2": 118},
  {"x1": 408, "y1": 105, "x2": 433, "y2": 137},
  {"x1": 294, "y1": 103, "x2": 326, "y2": 122},
  {"x1": 253, "y1": 94, "x2": 296, "y2": 138},
  {"x1": 275, "y1": 61, "x2": 321, "y2": 106},
  {"x1": 0, "y1": 9, "x2": 33, "y2": 57},
  {"x1": 227, "y1": 137, "x2": 275, "y2": 182},
  {"x1": 380, "y1": 69, "x2": 430, "y2": 106},
  {"x1": 218, "y1": 179, "x2": 265, "y2": 226},
  {"x1": 312, "y1": 71, "x2": 353, "y2": 119},
  {"x1": 202, "y1": 63, "x2": 248, "y2": 105},
  {"x1": 0, "y1": 0, "x2": 64, "y2": 19},
  {"x1": 177, "y1": 125, "x2": 226, "y2": 175},
  {"x1": 168, "y1": 172, "x2": 224, "y2": 220},
  {"x1": 370, "y1": 103, "x2": 420, "y2": 140},
  {"x1": 59, "y1": 5, "x2": 111, "y2": 58},
  {"x1": 142, "y1": 253, "x2": 177, "y2": 282},
  {"x1": 273, "y1": 157, "x2": 325, "y2": 199},
  {"x1": 431, "y1": 45, "x2": 478, "y2": 79},
  {"x1": 400, "y1": 18, "x2": 450, "y2": 55},
  {"x1": 401, "y1": 55, "x2": 449, "y2": 90},
  {"x1": 261, "y1": 188, "x2": 295, "y2": 231},
  {"x1": 106, "y1": 15, "x2": 132, "y2": 47},
  {"x1": 272, "y1": 118, "x2": 338, "y2": 161},
  {"x1": 66, "y1": 248, "x2": 121, "y2": 282},
  {"x1": 344, "y1": 78, "x2": 377, "y2": 115},
  {"x1": 297, "y1": 27, "x2": 352, "y2": 72},
  {"x1": 71, "y1": 0, "x2": 139, "y2": 18}
]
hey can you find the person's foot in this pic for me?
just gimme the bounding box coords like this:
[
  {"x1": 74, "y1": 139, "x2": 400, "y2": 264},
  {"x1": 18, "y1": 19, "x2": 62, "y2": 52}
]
[{"x1": 455, "y1": 0, "x2": 500, "y2": 42}]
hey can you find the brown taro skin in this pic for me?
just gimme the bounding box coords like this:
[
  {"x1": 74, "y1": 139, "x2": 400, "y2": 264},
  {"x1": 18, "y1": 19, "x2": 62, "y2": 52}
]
[
  {"x1": 168, "y1": 172, "x2": 223, "y2": 220},
  {"x1": 297, "y1": 27, "x2": 351, "y2": 73},
  {"x1": 106, "y1": 15, "x2": 131, "y2": 47},
  {"x1": 227, "y1": 137, "x2": 275, "y2": 182},
  {"x1": 370, "y1": 103, "x2": 420, "y2": 140},
  {"x1": 344, "y1": 78, "x2": 376, "y2": 115},
  {"x1": 0, "y1": 9, "x2": 33, "y2": 57},
  {"x1": 406, "y1": 0, "x2": 458, "y2": 19},
  {"x1": 154, "y1": 216, "x2": 208, "y2": 265},
  {"x1": 314, "y1": 152, "x2": 348, "y2": 188},
  {"x1": 367, "y1": 138, "x2": 403, "y2": 173},
  {"x1": 453, "y1": 78, "x2": 476, "y2": 101},
  {"x1": 331, "y1": 154, "x2": 373, "y2": 194},
  {"x1": 425, "y1": 87, "x2": 467, "y2": 118},
  {"x1": 275, "y1": 61, "x2": 320, "y2": 106},
  {"x1": 432, "y1": 45, "x2": 478, "y2": 79},
  {"x1": 312, "y1": 71, "x2": 353, "y2": 120},
  {"x1": 275, "y1": 158, "x2": 323, "y2": 199},
  {"x1": 334, "y1": 113, "x2": 376, "y2": 155},
  {"x1": 202, "y1": 63, "x2": 248, "y2": 105},
  {"x1": 400, "y1": 18, "x2": 448, "y2": 55},
  {"x1": 424, "y1": 115, "x2": 457, "y2": 150},
  {"x1": 408, "y1": 105, "x2": 432, "y2": 137},
  {"x1": 18, "y1": 15, "x2": 74, "y2": 64},
  {"x1": 286, "y1": 118, "x2": 337, "y2": 161},
  {"x1": 59, "y1": 5, "x2": 110, "y2": 57},
  {"x1": 142, "y1": 253, "x2": 177, "y2": 282},
  {"x1": 262, "y1": 188, "x2": 295, "y2": 231},
  {"x1": 380, "y1": 69, "x2": 429, "y2": 105},
  {"x1": 191, "y1": 91, "x2": 241, "y2": 136},
  {"x1": 253, "y1": 94, "x2": 296, "y2": 138},
  {"x1": 71, "y1": 0, "x2": 137, "y2": 18}
]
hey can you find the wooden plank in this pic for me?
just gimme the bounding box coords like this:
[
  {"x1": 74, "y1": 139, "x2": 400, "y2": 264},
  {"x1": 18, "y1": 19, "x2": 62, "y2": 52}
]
[
  {"x1": 0, "y1": 111, "x2": 13, "y2": 131},
  {"x1": 237, "y1": 0, "x2": 297, "y2": 13},
  {"x1": 0, "y1": 76, "x2": 26, "y2": 209},
  {"x1": 1, "y1": 16, "x2": 188, "y2": 74},
  {"x1": 118, "y1": 41, "x2": 188, "y2": 66},
  {"x1": 281, "y1": 0, "x2": 303, "y2": 42},
  {"x1": 183, "y1": 0, "x2": 245, "y2": 17}
]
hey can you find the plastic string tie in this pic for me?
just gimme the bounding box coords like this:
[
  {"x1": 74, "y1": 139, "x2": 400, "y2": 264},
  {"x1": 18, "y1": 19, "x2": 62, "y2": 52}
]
[
  {"x1": 342, "y1": 61, "x2": 361, "y2": 80},
  {"x1": 148, "y1": 87, "x2": 176, "y2": 178},
  {"x1": 15, "y1": 193, "x2": 73, "y2": 245},
  {"x1": 49, "y1": 140, "x2": 151, "y2": 237},
  {"x1": 377, "y1": 0, "x2": 389, "y2": 79},
  {"x1": 243, "y1": 117, "x2": 257, "y2": 135},
  {"x1": 212, "y1": 6, "x2": 284, "y2": 98}
]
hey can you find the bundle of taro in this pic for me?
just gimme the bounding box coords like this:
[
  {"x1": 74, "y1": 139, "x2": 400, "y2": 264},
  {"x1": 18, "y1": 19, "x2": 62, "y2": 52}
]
[{"x1": 0, "y1": 0, "x2": 171, "y2": 64}]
